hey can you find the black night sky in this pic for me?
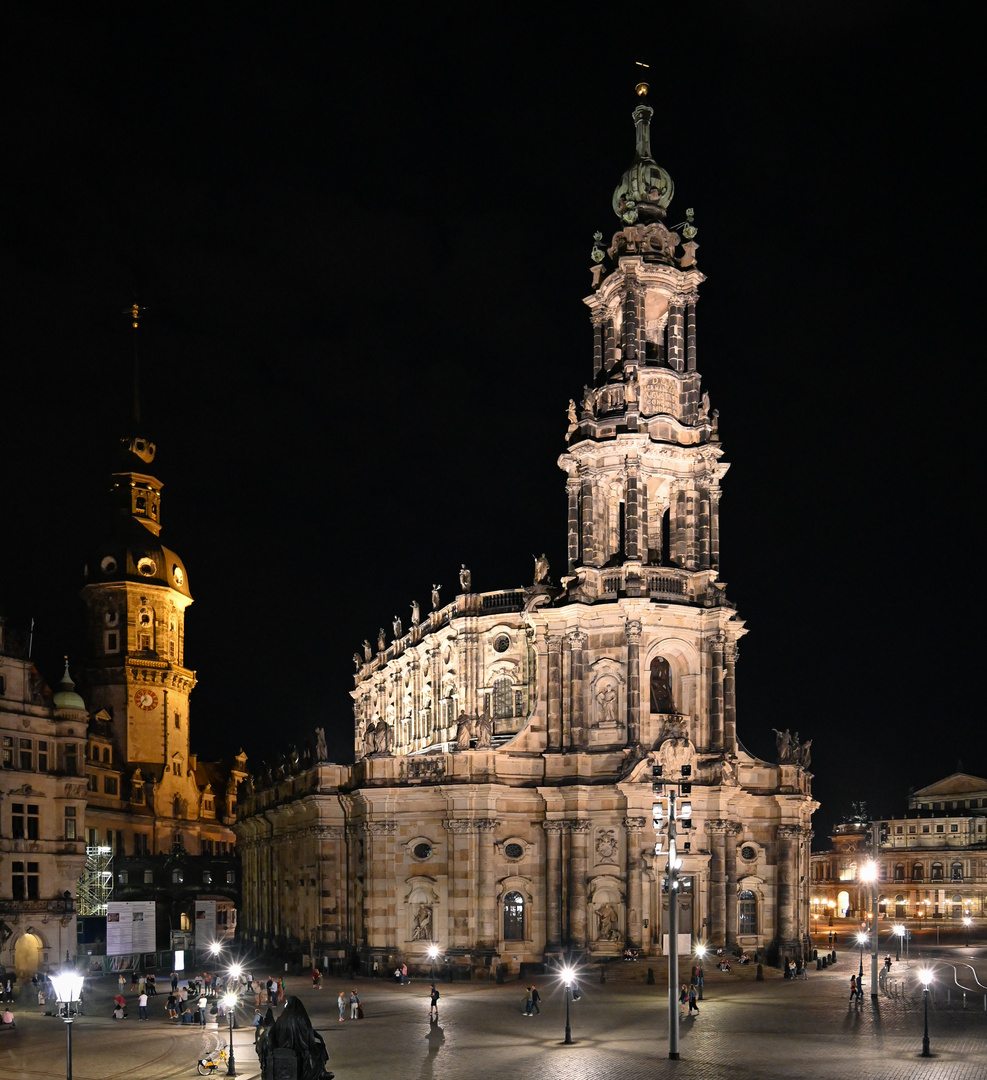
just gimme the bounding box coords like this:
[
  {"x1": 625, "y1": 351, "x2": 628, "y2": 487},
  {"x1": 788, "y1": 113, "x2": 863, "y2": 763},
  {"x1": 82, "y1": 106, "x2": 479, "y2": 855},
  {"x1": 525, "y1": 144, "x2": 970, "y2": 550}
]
[{"x1": 1, "y1": 5, "x2": 980, "y2": 839}]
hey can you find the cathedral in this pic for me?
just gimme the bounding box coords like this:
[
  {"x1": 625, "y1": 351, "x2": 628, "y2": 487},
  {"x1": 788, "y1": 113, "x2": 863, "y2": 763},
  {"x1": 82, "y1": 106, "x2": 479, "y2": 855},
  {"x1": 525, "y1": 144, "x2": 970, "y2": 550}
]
[{"x1": 235, "y1": 86, "x2": 818, "y2": 975}]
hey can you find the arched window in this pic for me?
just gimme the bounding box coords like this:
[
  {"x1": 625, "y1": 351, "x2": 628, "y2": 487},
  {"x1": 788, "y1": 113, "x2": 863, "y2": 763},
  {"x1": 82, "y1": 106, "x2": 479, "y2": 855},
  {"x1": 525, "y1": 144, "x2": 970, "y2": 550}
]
[
  {"x1": 893, "y1": 864, "x2": 904, "y2": 881},
  {"x1": 951, "y1": 862, "x2": 963, "y2": 882},
  {"x1": 492, "y1": 677, "x2": 514, "y2": 720},
  {"x1": 931, "y1": 863, "x2": 943, "y2": 881},
  {"x1": 739, "y1": 890, "x2": 757, "y2": 934},
  {"x1": 649, "y1": 657, "x2": 674, "y2": 713},
  {"x1": 503, "y1": 891, "x2": 525, "y2": 940},
  {"x1": 912, "y1": 863, "x2": 923, "y2": 881}
]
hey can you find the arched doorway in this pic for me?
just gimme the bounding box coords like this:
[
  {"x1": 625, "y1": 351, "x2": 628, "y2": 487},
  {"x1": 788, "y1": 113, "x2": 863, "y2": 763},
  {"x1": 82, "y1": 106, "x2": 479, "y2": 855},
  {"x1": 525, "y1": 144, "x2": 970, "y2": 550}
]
[
  {"x1": 14, "y1": 932, "x2": 45, "y2": 979},
  {"x1": 837, "y1": 890, "x2": 850, "y2": 918}
]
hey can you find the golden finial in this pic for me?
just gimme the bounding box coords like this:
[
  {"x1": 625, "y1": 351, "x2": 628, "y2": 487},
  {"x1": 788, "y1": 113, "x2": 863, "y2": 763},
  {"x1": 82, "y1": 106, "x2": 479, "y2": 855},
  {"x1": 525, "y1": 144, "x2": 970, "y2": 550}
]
[
  {"x1": 125, "y1": 302, "x2": 147, "y2": 329},
  {"x1": 634, "y1": 60, "x2": 650, "y2": 98}
]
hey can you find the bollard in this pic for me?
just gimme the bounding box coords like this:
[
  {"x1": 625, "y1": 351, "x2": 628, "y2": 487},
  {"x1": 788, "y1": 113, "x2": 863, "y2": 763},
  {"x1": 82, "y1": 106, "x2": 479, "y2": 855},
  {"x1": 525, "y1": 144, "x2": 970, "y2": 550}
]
[
  {"x1": 756, "y1": 963, "x2": 764, "y2": 982},
  {"x1": 647, "y1": 967, "x2": 655, "y2": 986},
  {"x1": 600, "y1": 966, "x2": 606, "y2": 984},
  {"x1": 816, "y1": 958, "x2": 822, "y2": 971}
]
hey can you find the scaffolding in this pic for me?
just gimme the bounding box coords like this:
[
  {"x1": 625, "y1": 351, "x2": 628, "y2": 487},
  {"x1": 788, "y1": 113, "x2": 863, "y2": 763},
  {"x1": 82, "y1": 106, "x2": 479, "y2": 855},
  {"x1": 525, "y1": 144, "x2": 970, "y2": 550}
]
[{"x1": 77, "y1": 845, "x2": 114, "y2": 916}]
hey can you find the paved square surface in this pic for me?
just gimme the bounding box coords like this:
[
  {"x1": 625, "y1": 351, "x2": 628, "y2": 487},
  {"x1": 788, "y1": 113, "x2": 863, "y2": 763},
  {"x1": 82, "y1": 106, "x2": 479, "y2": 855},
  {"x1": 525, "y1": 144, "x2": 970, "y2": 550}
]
[{"x1": 2, "y1": 954, "x2": 986, "y2": 1079}]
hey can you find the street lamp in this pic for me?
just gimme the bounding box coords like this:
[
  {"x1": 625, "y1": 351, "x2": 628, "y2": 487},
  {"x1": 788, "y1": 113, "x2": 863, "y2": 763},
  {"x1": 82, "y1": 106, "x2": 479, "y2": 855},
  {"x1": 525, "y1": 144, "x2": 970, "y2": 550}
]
[
  {"x1": 427, "y1": 944, "x2": 439, "y2": 983},
  {"x1": 860, "y1": 861, "x2": 878, "y2": 998},
  {"x1": 49, "y1": 972, "x2": 85, "y2": 1080},
  {"x1": 223, "y1": 991, "x2": 238, "y2": 1076},
  {"x1": 893, "y1": 923, "x2": 904, "y2": 962},
  {"x1": 856, "y1": 931, "x2": 867, "y2": 999},
  {"x1": 963, "y1": 916, "x2": 972, "y2": 946},
  {"x1": 695, "y1": 945, "x2": 706, "y2": 1001},
  {"x1": 918, "y1": 968, "x2": 932, "y2": 1057},
  {"x1": 560, "y1": 965, "x2": 574, "y2": 1045}
]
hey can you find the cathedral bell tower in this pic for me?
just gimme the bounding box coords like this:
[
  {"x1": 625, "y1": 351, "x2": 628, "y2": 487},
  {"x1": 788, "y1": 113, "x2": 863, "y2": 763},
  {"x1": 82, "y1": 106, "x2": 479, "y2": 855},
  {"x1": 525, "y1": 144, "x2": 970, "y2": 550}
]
[
  {"x1": 560, "y1": 96, "x2": 725, "y2": 600},
  {"x1": 557, "y1": 86, "x2": 741, "y2": 756},
  {"x1": 81, "y1": 312, "x2": 195, "y2": 778}
]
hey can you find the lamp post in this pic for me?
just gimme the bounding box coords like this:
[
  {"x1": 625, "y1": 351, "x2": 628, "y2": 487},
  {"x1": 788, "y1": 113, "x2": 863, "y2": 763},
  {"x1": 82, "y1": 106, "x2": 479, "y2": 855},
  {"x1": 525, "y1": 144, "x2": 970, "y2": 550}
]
[
  {"x1": 861, "y1": 860, "x2": 879, "y2": 998},
  {"x1": 561, "y1": 965, "x2": 574, "y2": 1045},
  {"x1": 695, "y1": 945, "x2": 706, "y2": 1001},
  {"x1": 893, "y1": 923, "x2": 903, "y2": 962},
  {"x1": 427, "y1": 944, "x2": 439, "y2": 983},
  {"x1": 49, "y1": 972, "x2": 85, "y2": 1080},
  {"x1": 964, "y1": 916, "x2": 972, "y2": 947},
  {"x1": 223, "y1": 992, "x2": 238, "y2": 1076},
  {"x1": 856, "y1": 931, "x2": 867, "y2": 999},
  {"x1": 919, "y1": 968, "x2": 932, "y2": 1057}
]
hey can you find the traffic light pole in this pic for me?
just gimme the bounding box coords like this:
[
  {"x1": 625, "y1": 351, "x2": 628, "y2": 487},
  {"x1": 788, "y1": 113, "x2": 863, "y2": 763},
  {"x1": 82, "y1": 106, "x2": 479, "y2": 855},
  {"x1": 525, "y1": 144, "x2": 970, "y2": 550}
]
[{"x1": 667, "y1": 788, "x2": 680, "y2": 1060}]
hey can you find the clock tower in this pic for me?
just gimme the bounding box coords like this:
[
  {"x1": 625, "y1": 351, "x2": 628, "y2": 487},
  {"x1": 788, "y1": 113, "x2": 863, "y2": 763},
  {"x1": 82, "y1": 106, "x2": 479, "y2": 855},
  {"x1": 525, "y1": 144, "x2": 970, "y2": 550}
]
[{"x1": 81, "y1": 429, "x2": 196, "y2": 783}]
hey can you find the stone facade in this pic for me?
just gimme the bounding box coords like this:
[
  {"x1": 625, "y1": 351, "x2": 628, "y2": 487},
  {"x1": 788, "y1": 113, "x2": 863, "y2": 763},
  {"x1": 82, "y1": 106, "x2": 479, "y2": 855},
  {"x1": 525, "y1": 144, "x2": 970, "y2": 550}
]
[
  {"x1": 77, "y1": 416, "x2": 245, "y2": 948},
  {"x1": 235, "y1": 91, "x2": 818, "y2": 975},
  {"x1": 811, "y1": 773, "x2": 987, "y2": 926},
  {"x1": 0, "y1": 623, "x2": 87, "y2": 977}
]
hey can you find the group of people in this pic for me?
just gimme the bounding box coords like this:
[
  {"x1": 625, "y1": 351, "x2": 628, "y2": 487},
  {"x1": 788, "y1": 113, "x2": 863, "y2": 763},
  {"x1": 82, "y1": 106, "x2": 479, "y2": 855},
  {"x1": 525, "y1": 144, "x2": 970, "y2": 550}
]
[{"x1": 335, "y1": 989, "x2": 362, "y2": 1021}]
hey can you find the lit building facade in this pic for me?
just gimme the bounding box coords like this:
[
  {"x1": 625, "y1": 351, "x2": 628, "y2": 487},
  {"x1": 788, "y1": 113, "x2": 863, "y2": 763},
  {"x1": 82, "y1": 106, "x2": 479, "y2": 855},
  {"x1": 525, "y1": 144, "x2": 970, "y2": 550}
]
[
  {"x1": 236, "y1": 89, "x2": 818, "y2": 974},
  {"x1": 0, "y1": 623, "x2": 87, "y2": 976},
  {"x1": 810, "y1": 773, "x2": 987, "y2": 926},
  {"x1": 77, "y1": 415, "x2": 245, "y2": 949}
]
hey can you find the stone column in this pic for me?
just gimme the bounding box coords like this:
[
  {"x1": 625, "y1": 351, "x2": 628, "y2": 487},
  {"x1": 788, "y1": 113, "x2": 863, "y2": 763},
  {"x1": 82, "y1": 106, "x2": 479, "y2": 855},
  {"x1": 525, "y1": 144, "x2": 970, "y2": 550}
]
[
  {"x1": 410, "y1": 660, "x2": 421, "y2": 743},
  {"x1": 685, "y1": 294, "x2": 698, "y2": 372},
  {"x1": 429, "y1": 644, "x2": 442, "y2": 737},
  {"x1": 708, "y1": 635, "x2": 725, "y2": 751},
  {"x1": 622, "y1": 271, "x2": 639, "y2": 362},
  {"x1": 543, "y1": 822, "x2": 564, "y2": 951},
  {"x1": 625, "y1": 458, "x2": 641, "y2": 562},
  {"x1": 725, "y1": 823, "x2": 741, "y2": 946},
  {"x1": 709, "y1": 488, "x2": 721, "y2": 569},
  {"x1": 443, "y1": 819, "x2": 473, "y2": 949},
  {"x1": 476, "y1": 819, "x2": 500, "y2": 951},
  {"x1": 567, "y1": 478, "x2": 580, "y2": 571},
  {"x1": 667, "y1": 296, "x2": 686, "y2": 371},
  {"x1": 625, "y1": 817, "x2": 646, "y2": 950},
  {"x1": 777, "y1": 826, "x2": 800, "y2": 949},
  {"x1": 705, "y1": 820, "x2": 727, "y2": 946},
  {"x1": 365, "y1": 821, "x2": 396, "y2": 950},
  {"x1": 568, "y1": 630, "x2": 587, "y2": 748},
  {"x1": 625, "y1": 619, "x2": 642, "y2": 746},
  {"x1": 697, "y1": 487, "x2": 711, "y2": 570},
  {"x1": 546, "y1": 635, "x2": 563, "y2": 750},
  {"x1": 723, "y1": 642, "x2": 739, "y2": 755},
  {"x1": 605, "y1": 317, "x2": 616, "y2": 371},
  {"x1": 592, "y1": 313, "x2": 604, "y2": 378},
  {"x1": 569, "y1": 822, "x2": 590, "y2": 950},
  {"x1": 580, "y1": 476, "x2": 596, "y2": 567}
]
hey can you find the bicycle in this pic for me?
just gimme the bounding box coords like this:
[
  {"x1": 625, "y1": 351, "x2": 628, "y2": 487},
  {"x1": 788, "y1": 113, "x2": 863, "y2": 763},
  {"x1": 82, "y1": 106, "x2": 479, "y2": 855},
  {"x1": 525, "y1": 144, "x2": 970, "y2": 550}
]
[{"x1": 196, "y1": 1048, "x2": 228, "y2": 1074}]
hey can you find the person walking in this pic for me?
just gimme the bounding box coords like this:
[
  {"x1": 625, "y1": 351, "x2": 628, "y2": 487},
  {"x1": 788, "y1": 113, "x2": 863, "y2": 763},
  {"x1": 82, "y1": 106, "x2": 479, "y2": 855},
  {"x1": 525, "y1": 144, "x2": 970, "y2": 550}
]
[
  {"x1": 147, "y1": 973, "x2": 157, "y2": 996},
  {"x1": 679, "y1": 984, "x2": 688, "y2": 1017},
  {"x1": 171, "y1": 972, "x2": 178, "y2": 993},
  {"x1": 530, "y1": 985, "x2": 541, "y2": 1015},
  {"x1": 524, "y1": 986, "x2": 534, "y2": 1016},
  {"x1": 429, "y1": 984, "x2": 440, "y2": 1022},
  {"x1": 697, "y1": 961, "x2": 705, "y2": 1000},
  {"x1": 688, "y1": 984, "x2": 699, "y2": 1015},
  {"x1": 337, "y1": 991, "x2": 346, "y2": 1022},
  {"x1": 349, "y1": 989, "x2": 360, "y2": 1019},
  {"x1": 849, "y1": 974, "x2": 857, "y2": 1004}
]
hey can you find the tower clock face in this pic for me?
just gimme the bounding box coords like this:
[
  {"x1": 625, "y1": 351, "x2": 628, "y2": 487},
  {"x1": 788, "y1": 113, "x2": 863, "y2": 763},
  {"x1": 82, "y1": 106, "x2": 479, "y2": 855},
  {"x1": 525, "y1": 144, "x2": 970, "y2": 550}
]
[{"x1": 134, "y1": 688, "x2": 158, "y2": 711}]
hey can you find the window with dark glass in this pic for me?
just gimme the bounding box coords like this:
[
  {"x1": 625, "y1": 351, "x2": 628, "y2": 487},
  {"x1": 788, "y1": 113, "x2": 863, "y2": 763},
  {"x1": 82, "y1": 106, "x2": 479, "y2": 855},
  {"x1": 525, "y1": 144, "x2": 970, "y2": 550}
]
[
  {"x1": 37, "y1": 741, "x2": 48, "y2": 771},
  {"x1": 492, "y1": 676, "x2": 514, "y2": 719},
  {"x1": 19, "y1": 738, "x2": 32, "y2": 770},
  {"x1": 739, "y1": 889, "x2": 757, "y2": 934},
  {"x1": 64, "y1": 806, "x2": 77, "y2": 840},
  {"x1": 503, "y1": 891, "x2": 524, "y2": 939}
]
